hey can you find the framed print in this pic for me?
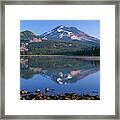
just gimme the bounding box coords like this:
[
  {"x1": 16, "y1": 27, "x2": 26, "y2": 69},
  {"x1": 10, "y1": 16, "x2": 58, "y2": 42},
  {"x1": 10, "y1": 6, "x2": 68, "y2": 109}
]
[{"x1": 0, "y1": 0, "x2": 119, "y2": 119}]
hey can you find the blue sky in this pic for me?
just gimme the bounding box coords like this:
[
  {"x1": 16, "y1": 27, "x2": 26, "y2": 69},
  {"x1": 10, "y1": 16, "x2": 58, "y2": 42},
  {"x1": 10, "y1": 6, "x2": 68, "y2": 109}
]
[{"x1": 20, "y1": 20, "x2": 100, "y2": 39}]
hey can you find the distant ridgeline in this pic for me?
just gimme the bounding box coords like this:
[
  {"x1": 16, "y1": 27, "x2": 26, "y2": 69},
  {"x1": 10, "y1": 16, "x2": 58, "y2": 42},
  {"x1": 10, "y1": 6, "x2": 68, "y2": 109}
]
[{"x1": 20, "y1": 25, "x2": 100, "y2": 56}]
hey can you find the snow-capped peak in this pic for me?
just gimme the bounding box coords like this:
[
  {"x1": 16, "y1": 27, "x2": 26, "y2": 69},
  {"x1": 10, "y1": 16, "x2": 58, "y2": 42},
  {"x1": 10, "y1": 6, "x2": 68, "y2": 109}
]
[
  {"x1": 40, "y1": 25, "x2": 100, "y2": 46},
  {"x1": 59, "y1": 25, "x2": 64, "y2": 29}
]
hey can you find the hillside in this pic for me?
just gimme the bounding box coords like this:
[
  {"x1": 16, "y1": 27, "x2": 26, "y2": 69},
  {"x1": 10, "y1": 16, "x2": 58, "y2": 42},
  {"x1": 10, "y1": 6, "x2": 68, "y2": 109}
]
[{"x1": 20, "y1": 26, "x2": 100, "y2": 56}]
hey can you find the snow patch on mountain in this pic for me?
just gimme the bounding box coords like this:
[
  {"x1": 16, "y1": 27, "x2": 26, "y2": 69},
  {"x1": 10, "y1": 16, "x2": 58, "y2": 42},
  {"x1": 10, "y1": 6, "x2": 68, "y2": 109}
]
[
  {"x1": 57, "y1": 28, "x2": 63, "y2": 32},
  {"x1": 59, "y1": 33, "x2": 64, "y2": 38},
  {"x1": 40, "y1": 25, "x2": 100, "y2": 46},
  {"x1": 59, "y1": 26, "x2": 64, "y2": 28}
]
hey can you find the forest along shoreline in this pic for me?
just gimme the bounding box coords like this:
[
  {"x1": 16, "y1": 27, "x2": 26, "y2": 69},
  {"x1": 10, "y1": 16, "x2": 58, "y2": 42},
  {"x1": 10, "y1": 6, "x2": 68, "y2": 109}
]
[{"x1": 20, "y1": 55, "x2": 100, "y2": 60}]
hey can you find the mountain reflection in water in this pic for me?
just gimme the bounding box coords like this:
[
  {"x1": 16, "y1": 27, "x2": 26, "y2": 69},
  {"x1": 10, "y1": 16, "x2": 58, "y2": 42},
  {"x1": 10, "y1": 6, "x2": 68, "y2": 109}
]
[{"x1": 20, "y1": 56, "x2": 100, "y2": 96}]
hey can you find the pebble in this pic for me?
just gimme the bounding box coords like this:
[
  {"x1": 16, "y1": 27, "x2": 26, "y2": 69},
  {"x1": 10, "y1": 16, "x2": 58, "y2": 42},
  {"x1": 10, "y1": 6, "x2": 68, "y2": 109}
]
[{"x1": 20, "y1": 89, "x2": 100, "y2": 100}]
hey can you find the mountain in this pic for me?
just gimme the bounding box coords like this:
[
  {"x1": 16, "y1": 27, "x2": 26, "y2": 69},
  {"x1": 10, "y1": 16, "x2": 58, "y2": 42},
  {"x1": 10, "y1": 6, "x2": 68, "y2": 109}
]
[
  {"x1": 40, "y1": 25, "x2": 99, "y2": 46},
  {"x1": 20, "y1": 30, "x2": 46, "y2": 43},
  {"x1": 20, "y1": 30, "x2": 36, "y2": 43},
  {"x1": 20, "y1": 26, "x2": 100, "y2": 56}
]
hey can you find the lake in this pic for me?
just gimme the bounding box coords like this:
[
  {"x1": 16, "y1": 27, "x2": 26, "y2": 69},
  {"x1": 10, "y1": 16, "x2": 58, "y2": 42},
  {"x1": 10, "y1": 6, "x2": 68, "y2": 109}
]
[{"x1": 20, "y1": 56, "x2": 100, "y2": 99}]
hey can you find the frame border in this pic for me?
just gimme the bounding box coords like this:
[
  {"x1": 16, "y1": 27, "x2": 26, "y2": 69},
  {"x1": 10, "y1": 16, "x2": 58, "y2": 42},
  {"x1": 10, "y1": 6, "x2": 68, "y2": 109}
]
[{"x1": 0, "y1": 0, "x2": 119, "y2": 119}]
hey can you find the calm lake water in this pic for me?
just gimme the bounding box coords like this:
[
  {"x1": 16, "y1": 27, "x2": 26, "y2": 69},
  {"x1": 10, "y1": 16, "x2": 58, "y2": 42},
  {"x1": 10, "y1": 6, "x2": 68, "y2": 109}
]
[{"x1": 20, "y1": 56, "x2": 100, "y2": 96}]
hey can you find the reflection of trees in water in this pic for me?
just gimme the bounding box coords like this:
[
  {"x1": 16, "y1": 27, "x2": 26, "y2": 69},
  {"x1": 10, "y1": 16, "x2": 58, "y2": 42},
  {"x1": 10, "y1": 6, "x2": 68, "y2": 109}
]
[
  {"x1": 20, "y1": 56, "x2": 100, "y2": 83},
  {"x1": 90, "y1": 60, "x2": 100, "y2": 67}
]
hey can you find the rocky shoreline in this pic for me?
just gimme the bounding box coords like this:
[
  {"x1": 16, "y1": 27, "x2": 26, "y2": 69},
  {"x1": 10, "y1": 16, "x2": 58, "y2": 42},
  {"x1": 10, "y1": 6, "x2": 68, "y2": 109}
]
[{"x1": 20, "y1": 89, "x2": 100, "y2": 100}]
